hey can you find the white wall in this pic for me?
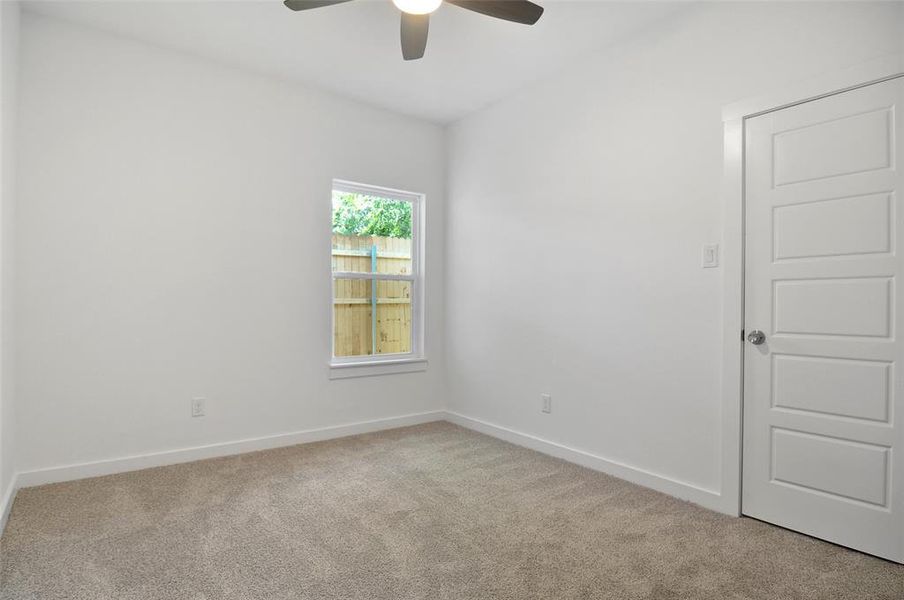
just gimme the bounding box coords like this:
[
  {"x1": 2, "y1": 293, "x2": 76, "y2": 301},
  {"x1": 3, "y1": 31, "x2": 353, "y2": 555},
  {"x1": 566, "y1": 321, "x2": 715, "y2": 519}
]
[
  {"x1": 15, "y1": 13, "x2": 445, "y2": 474},
  {"x1": 446, "y1": 2, "x2": 904, "y2": 505},
  {"x1": 10, "y1": 1, "x2": 904, "y2": 510},
  {"x1": 0, "y1": 0, "x2": 20, "y2": 513}
]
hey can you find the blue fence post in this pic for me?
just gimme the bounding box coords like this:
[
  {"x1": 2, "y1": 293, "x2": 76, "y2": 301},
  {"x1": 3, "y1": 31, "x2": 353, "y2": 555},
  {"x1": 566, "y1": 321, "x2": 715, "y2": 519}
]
[{"x1": 371, "y1": 243, "x2": 377, "y2": 356}]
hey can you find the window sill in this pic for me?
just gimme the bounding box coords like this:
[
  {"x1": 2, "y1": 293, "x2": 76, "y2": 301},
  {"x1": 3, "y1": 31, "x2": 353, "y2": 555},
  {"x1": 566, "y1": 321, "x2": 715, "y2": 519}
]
[{"x1": 329, "y1": 358, "x2": 428, "y2": 380}]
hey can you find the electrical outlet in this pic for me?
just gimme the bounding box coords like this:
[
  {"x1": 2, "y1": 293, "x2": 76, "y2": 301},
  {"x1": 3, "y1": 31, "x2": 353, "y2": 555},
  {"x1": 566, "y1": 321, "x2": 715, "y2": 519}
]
[
  {"x1": 541, "y1": 393, "x2": 552, "y2": 414},
  {"x1": 702, "y1": 244, "x2": 719, "y2": 268},
  {"x1": 191, "y1": 397, "x2": 206, "y2": 418}
]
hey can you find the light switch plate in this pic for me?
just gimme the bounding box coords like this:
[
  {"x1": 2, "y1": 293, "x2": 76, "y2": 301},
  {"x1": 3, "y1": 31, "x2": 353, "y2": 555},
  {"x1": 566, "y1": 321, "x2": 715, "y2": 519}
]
[{"x1": 702, "y1": 244, "x2": 719, "y2": 268}]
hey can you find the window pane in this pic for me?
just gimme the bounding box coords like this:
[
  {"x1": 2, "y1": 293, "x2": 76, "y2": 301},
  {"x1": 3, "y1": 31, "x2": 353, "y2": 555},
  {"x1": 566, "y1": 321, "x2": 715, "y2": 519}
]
[
  {"x1": 333, "y1": 278, "x2": 412, "y2": 357},
  {"x1": 375, "y1": 236, "x2": 412, "y2": 275},
  {"x1": 375, "y1": 280, "x2": 412, "y2": 355},
  {"x1": 331, "y1": 234, "x2": 379, "y2": 274},
  {"x1": 333, "y1": 278, "x2": 373, "y2": 357},
  {"x1": 332, "y1": 191, "x2": 412, "y2": 275}
]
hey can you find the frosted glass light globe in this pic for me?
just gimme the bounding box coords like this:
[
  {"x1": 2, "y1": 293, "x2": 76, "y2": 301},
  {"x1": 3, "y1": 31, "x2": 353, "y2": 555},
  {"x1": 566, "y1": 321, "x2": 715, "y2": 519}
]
[{"x1": 392, "y1": 0, "x2": 442, "y2": 15}]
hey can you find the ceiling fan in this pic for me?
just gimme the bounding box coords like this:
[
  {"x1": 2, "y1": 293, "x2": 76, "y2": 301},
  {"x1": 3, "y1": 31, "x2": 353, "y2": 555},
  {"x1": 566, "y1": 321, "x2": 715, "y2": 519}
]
[{"x1": 283, "y1": 0, "x2": 545, "y2": 61}]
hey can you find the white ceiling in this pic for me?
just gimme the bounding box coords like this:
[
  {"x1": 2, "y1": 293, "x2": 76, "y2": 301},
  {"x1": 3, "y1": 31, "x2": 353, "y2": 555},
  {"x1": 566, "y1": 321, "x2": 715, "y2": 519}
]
[{"x1": 23, "y1": 0, "x2": 689, "y2": 123}]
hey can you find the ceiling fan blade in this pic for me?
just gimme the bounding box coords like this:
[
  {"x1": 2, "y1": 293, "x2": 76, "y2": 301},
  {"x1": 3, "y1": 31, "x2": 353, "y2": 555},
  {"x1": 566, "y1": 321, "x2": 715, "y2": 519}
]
[
  {"x1": 284, "y1": 0, "x2": 355, "y2": 11},
  {"x1": 400, "y1": 13, "x2": 429, "y2": 61},
  {"x1": 445, "y1": 0, "x2": 543, "y2": 25}
]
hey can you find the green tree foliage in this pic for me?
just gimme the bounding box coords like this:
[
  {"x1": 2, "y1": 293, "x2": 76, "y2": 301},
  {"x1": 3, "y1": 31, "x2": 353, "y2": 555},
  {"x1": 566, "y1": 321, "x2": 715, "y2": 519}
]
[{"x1": 331, "y1": 192, "x2": 412, "y2": 239}]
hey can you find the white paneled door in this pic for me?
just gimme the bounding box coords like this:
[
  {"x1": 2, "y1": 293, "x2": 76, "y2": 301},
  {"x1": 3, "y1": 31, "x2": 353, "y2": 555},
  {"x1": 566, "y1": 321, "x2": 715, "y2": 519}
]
[{"x1": 743, "y1": 76, "x2": 904, "y2": 563}]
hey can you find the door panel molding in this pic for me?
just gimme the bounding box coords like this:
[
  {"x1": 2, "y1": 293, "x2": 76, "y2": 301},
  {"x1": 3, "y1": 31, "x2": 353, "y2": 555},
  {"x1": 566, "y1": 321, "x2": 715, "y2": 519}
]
[
  {"x1": 719, "y1": 52, "x2": 904, "y2": 526},
  {"x1": 734, "y1": 72, "x2": 903, "y2": 562}
]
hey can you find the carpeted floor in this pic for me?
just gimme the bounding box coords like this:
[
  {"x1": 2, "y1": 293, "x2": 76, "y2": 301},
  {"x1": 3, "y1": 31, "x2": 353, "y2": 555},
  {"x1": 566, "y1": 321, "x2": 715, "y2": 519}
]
[{"x1": 0, "y1": 422, "x2": 901, "y2": 599}]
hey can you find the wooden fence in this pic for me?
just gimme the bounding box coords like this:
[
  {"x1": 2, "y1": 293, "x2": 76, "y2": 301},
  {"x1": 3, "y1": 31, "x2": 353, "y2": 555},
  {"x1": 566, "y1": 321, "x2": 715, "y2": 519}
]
[{"x1": 332, "y1": 234, "x2": 412, "y2": 357}]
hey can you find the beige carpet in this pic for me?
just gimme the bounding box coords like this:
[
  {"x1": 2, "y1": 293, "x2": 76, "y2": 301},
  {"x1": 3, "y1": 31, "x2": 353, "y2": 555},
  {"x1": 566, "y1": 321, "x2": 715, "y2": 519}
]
[{"x1": 0, "y1": 422, "x2": 901, "y2": 599}]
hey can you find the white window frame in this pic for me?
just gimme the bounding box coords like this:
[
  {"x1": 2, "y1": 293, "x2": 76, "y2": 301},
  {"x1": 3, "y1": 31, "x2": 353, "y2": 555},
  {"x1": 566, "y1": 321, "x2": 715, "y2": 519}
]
[{"x1": 329, "y1": 180, "x2": 427, "y2": 379}]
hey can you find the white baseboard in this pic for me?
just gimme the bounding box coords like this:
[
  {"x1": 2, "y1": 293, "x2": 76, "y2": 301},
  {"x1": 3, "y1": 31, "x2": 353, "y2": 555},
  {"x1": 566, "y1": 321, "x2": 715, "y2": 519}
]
[
  {"x1": 0, "y1": 473, "x2": 18, "y2": 538},
  {"x1": 15, "y1": 410, "x2": 445, "y2": 489},
  {"x1": 9, "y1": 409, "x2": 728, "y2": 527},
  {"x1": 445, "y1": 411, "x2": 728, "y2": 515}
]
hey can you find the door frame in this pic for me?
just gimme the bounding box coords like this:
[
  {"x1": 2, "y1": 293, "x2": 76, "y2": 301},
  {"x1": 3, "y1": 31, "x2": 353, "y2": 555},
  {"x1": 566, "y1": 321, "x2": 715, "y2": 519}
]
[{"x1": 718, "y1": 53, "x2": 904, "y2": 517}]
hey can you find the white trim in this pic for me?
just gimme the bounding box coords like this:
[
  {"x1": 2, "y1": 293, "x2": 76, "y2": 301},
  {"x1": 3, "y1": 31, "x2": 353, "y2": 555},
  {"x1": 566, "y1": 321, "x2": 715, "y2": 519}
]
[
  {"x1": 719, "y1": 53, "x2": 904, "y2": 518},
  {"x1": 330, "y1": 179, "x2": 425, "y2": 366},
  {"x1": 722, "y1": 54, "x2": 904, "y2": 122},
  {"x1": 332, "y1": 272, "x2": 415, "y2": 282},
  {"x1": 5, "y1": 410, "x2": 735, "y2": 527},
  {"x1": 0, "y1": 474, "x2": 18, "y2": 538},
  {"x1": 329, "y1": 358, "x2": 428, "y2": 379},
  {"x1": 332, "y1": 179, "x2": 421, "y2": 203},
  {"x1": 7, "y1": 411, "x2": 723, "y2": 510},
  {"x1": 15, "y1": 411, "x2": 444, "y2": 488},
  {"x1": 718, "y1": 116, "x2": 745, "y2": 517},
  {"x1": 445, "y1": 411, "x2": 726, "y2": 514}
]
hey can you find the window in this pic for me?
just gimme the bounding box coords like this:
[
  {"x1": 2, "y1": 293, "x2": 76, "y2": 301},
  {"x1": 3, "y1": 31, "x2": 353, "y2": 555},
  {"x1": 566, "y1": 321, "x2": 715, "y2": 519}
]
[{"x1": 330, "y1": 180, "x2": 425, "y2": 378}]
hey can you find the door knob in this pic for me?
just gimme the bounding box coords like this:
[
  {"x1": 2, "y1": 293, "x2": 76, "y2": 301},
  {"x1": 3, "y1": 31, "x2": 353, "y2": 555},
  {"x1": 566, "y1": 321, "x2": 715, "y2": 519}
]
[{"x1": 747, "y1": 330, "x2": 766, "y2": 345}]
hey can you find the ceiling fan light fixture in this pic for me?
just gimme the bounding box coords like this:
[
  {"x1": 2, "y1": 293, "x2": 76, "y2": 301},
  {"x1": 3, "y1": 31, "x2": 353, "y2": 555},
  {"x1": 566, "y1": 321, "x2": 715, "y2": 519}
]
[
  {"x1": 392, "y1": 0, "x2": 442, "y2": 15},
  {"x1": 285, "y1": 0, "x2": 545, "y2": 61}
]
